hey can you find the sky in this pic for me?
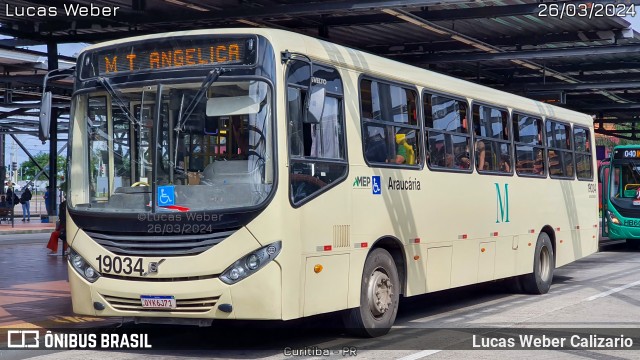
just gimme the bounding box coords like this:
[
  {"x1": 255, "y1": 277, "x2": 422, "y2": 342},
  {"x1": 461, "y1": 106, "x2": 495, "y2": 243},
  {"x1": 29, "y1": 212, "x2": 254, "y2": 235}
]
[{"x1": 5, "y1": 13, "x2": 640, "y2": 174}]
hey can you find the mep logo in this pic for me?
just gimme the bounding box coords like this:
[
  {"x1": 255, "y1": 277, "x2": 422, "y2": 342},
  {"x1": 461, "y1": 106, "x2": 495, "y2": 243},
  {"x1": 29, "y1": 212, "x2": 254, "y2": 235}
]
[
  {"x1": 352, "y1": 176, "x2": 371, "y2": 188},
  {"x1": 495, "y1": 183, "x2": 510, "y2": 223},
  {"x1": 7, "y1": 330, "x2": 40, "y2": 348}
]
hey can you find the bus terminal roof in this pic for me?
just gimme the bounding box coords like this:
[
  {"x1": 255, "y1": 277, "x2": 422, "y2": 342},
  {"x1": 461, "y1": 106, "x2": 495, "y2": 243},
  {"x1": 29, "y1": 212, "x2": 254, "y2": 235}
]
[{"x1": 0, "y1": 0, "x2": 639, "y2": 138}]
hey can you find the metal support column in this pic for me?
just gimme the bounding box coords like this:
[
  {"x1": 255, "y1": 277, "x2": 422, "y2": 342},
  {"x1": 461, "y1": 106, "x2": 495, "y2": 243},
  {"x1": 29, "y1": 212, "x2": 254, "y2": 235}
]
[
  {"x1": 47, "y1": 41, "x2": 58, "y2": 217},
  {"x1": 0, "y1": 133, "x2": 4, "y2": 194}
]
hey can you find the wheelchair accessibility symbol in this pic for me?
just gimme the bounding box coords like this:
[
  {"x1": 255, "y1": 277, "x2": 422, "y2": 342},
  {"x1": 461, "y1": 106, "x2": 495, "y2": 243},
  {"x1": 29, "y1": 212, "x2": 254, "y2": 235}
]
[
  {"x1": 372, "y1": 176, "x2": 381, "y2": 195},
  {"x1": 158, "y1": 185, "x2": 175, "y2": 206}
]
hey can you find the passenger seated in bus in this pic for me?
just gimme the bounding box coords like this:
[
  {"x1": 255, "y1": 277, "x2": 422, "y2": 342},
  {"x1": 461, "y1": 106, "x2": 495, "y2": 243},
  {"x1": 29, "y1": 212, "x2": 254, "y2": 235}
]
[
  {"x1": 365, "y1": 127, "x2": 387, "y2": 163},
  {"x1": 394, "y1": 132, "x2": 416, "y2": 165},
  {"x1": 500, "y1": 155, "x2": 511, "y2": 172},
  {"x1": 458, "y1": 140, "x2": 486, "y2": 170},
  {"x1": 476, "y1": 140, "x2": 486, "y2": 170}
]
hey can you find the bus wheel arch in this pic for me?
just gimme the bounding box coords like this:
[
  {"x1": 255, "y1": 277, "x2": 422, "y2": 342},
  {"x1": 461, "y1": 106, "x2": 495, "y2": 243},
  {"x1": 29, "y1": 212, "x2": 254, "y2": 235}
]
[
  {"x1": 343, "y1": 237, "x2": 405, "y2": 337},
  {"x1": 370, "y1": 236, "x2": 406, "y2": 296}
]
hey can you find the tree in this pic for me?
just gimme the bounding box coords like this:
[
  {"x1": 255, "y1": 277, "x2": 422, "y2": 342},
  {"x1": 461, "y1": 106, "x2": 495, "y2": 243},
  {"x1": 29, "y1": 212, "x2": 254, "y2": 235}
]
[{"x1": 19, "y1": 152, "x2": 66, "y2": 181}]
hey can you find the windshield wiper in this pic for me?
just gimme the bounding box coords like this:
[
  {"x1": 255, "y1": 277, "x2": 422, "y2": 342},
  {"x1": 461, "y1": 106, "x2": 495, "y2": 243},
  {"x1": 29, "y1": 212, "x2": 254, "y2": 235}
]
[
  {"x1": 175, "y1": 67, "x2": 226, "y2": 132},
  {"x1": 97, "y1": 77, "x2": 139, "y2": 126}
]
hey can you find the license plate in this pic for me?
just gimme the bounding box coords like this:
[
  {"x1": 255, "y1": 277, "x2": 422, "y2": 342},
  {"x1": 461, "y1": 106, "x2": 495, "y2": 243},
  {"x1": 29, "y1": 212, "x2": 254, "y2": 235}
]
[{"x1": 140, "y1": 295, "x2": 176, "y2": 309}]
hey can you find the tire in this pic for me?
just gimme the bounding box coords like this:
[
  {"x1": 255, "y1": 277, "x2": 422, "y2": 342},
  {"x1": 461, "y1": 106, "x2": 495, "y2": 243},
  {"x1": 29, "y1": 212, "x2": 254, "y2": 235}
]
[
  {"x1": 343, "y1": 248, "x2": 400, "y2": 337},
  {"x1": 520, "y1": 232, "x2": 555, "y2": 295}
]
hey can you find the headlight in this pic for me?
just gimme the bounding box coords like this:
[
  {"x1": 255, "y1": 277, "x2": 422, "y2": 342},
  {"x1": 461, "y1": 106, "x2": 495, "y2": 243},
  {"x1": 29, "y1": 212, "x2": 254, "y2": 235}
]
[
  {"x1": 607, "y1": 210, "x2": 621, "y2": 225},
  {"x1": 220, "y1": 241, "x2": 281, "y2": 285},
  {"x1": 68, "y1": 248, "x2": 101, "y2": 283}
]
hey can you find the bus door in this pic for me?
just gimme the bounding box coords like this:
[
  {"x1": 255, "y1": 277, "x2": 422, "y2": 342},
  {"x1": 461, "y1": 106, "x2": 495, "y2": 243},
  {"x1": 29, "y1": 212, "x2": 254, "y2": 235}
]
[{"x1": 599, "y1": 162, "x2": 610, "y2": 237}]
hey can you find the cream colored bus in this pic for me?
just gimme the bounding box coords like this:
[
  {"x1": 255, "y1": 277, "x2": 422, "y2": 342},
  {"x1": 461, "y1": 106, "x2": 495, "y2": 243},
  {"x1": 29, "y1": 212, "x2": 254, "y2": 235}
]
[{"x1": 40, "y1": 28, "x2": 599, "y2": 337}]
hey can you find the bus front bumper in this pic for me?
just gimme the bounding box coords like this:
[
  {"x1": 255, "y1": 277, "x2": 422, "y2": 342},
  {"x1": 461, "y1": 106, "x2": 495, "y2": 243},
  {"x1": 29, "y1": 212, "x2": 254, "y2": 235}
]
[
  {"x1": 607, "y1": 221, "x2": 640, "y2": 239},
  {"x1": 68, "y1": 260, "x2": 282, "y2": 321}
]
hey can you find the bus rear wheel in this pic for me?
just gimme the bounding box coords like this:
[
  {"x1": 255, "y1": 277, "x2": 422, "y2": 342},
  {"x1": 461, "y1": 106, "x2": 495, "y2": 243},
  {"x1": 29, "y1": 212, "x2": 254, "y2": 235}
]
[
  {"x1": 343, "y1": 248, "x2": 400, "y2": 337},
  {"x1": 521, "y1": 232, "x2": 554, "y2": 294}
]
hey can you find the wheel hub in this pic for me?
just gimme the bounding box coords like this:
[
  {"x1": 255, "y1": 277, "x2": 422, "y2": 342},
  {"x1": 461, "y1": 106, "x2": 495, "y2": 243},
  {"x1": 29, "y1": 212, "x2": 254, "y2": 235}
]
[{"x1": 368, "y1": 270, "x2": 393, "y2": 317}]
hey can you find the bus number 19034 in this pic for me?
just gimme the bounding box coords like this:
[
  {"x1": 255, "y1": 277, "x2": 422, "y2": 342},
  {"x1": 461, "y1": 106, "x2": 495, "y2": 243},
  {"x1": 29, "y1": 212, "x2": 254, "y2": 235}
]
[{"x1": 96, "y1": 255, "x2": 144, "y2": 276}]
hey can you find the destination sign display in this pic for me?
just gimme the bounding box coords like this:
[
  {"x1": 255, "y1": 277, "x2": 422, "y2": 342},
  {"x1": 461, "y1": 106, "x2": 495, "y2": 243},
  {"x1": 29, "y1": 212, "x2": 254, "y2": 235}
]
[
  {"x1": 613, "y1": 148, "x2": 640, "y2": 160},
  {"x1": 80, "y1": 36, "x2": 256, "y2": 78}
]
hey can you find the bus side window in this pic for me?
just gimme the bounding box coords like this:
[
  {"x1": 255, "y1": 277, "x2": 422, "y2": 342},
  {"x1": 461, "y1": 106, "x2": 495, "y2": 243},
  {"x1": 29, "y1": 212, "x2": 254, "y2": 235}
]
[{"x1": 361, "y1": 78, "x2": 419, "y2": 166}]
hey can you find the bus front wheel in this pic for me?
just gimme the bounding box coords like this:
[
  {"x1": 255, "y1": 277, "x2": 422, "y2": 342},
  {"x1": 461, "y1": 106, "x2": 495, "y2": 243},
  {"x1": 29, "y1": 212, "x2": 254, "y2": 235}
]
[
  {"x1": 521, "y1": 232, "x2": 555, "y2": 294},
  {"x1": 343, "y1": 248, "x2": 400, "y2": 337}
]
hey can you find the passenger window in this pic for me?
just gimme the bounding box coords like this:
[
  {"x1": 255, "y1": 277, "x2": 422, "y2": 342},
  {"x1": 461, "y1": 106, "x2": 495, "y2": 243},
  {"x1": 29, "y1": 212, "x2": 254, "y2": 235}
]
[
  {"x1": 546, "y1": 120, "x2": 574, "y2": 178},
  {"x1": 513, "y1": 114, "x2": 546, "y2": 177},
  {"x1": 361, "y1": 79, "x2": 420, "y2": 166},
  {"x1": 472, "y1": 104, "x2": 511, "y2": 174},
  {"x1": 423, "y1": 93, "x2": 470, "y2": 170},
  {"x1": 573, "y1": 126, "x2": 593, "y2": 180},
  {"x1": 287, "y1": 61, "x2": 347, "y2": 205}
]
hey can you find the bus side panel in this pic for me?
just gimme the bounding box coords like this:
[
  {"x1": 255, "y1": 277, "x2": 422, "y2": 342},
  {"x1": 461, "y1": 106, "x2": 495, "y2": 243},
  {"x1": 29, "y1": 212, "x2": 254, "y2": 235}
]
[
  {"x1": 493, "y1": 236, "x2": 516, "y2": 280},
  {"x1": 303, "y1": 254, "x2": 349, "y2": 316}
]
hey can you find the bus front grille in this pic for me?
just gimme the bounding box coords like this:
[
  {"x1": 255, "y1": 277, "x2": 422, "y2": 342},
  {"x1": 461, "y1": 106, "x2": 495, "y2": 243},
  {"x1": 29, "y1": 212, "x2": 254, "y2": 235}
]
[
  {"x1": 102, "y1": 294, "x2": 219, "y2": 313},
  {"x1": 86, "y1": 229, "x2": 238, "y2": 257}
]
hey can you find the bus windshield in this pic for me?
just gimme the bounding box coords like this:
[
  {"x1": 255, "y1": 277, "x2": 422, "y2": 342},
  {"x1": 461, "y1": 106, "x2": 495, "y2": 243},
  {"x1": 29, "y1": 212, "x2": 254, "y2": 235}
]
[
  {"x1": 609, "y1": 161, "x2": 640, "y2": 200},
  {"x1": 68, "y1": 79, "x2": 273, "y2": 213}
]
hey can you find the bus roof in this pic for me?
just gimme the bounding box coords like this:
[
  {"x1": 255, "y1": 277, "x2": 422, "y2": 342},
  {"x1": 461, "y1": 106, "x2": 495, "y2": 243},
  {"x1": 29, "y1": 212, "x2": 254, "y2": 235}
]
[{"x1": 82, "y1": 28, "x2": 593, "y2": 128}]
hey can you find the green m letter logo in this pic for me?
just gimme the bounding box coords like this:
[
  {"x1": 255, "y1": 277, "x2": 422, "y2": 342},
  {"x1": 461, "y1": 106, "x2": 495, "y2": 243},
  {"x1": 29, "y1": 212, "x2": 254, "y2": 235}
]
[{"x1": 495, "y1": 183, "x2": 510, "y2": 223}]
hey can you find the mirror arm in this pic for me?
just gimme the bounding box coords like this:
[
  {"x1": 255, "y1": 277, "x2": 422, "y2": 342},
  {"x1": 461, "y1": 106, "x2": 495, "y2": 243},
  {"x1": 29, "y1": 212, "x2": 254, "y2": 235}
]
[
  {"x1": 281, "y1": 50, "x2": 314, "y2": 108},
  {"x1": 39, "y1": 67, "x2": 75, "y2": 142}
]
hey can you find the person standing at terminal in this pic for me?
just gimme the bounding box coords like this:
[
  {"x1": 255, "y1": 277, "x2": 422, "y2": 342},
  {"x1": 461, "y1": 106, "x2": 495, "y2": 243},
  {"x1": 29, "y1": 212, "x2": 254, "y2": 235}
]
[
  {"x1": 6, "y1": 182, "x2": 18, "y2": 207},
  {"x1": 44, "y1": 188, "x2": 50, "y2": 215},
  {"x1": 20, "y1": 186, "x2": 32, "y2": 222}
]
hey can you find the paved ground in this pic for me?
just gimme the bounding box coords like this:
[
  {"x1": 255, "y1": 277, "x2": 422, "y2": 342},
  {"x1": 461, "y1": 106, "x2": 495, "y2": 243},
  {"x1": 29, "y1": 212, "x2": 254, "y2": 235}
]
[
  {"x1": 0, "y1": 234, "x2": 116, "y2": 331},
  {"x1": 0, "y1": 235, "x2": 639, "y2": 359},
  {"x1": 0, "y1": 223, "x2": 55, "y2": 235}
]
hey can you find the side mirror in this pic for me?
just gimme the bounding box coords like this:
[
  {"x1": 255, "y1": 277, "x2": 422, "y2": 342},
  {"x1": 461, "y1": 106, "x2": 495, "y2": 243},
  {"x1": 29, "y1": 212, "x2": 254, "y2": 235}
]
[
  {"x1": 39, "y1": 91, "x2": 52, "y2": 141},
  {"x1": 303, "y1": 86, "x2": 325, "y2": 124}
]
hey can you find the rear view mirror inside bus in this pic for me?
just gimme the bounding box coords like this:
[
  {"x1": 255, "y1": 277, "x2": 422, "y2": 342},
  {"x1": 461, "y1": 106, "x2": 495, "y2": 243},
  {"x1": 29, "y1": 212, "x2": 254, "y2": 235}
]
[{"x1": 303, "y1": 86, "x2": 325, "y2": 124}]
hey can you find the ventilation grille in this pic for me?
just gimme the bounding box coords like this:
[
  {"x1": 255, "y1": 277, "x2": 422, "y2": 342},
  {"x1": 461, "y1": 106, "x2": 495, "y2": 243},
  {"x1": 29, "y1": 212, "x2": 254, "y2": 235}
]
[
  {"x1": 102, "y1": 294, "x2": 219, "y2": 313},
  {"x1": 333, "y1": 225, "x2": 350, "y2": 248},
  {"x1": 86, "y1": 229, "x2": 238, "y2": 257}
]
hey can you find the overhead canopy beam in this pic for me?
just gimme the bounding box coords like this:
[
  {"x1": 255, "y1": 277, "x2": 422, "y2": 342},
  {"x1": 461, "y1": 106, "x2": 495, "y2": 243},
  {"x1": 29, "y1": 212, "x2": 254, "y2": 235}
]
[
  {"x1": 512, "y1": 81, "x2": 640, "y2": 91},
  {"x1": 0, "y1": 108, "x2": 29, "y2": 120},
  {"x1": 370, "y1": 30, "x2": 626, "y2": 55},
  {"x1": 276, "y1": 3, "x2": 540, "y2": 28},
  {"x1": 576, "y1": 103, "x2": 640, "y2": 111},
  {"x1": 405, "y1": 44, "x2": 640, "y2": 63},
  {"x1": 485, "y1": 63, "x2": 640, "y2": 75}
]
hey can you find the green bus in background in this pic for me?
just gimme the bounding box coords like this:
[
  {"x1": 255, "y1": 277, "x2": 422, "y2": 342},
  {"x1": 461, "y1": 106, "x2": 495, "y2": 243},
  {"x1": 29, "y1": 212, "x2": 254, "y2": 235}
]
[{"x1": 601, "y1": 145, "x2": 640, "y2": 247}]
